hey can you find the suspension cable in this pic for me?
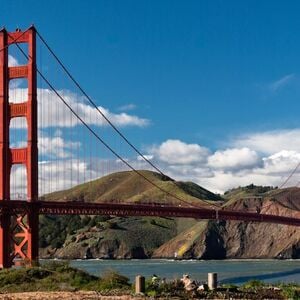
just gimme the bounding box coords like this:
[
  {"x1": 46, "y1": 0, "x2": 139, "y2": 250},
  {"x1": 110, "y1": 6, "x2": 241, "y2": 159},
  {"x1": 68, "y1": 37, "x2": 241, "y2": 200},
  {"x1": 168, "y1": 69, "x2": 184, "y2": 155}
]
[
  {"x1": 255, "y1": 161, "x2": 300, "y2": 212},
  {"x1": 258, "y1": 187, "x2": 300, "y2": 212},
  {"x1": 35, "y1": 29, "x2": 165, "y2": 177},
  {"x1": 11, "y1": 36, "x2": 219, "y2": 209},
  {"x1": 278, "y1": 161, "x2": 300, "y2": 189}
]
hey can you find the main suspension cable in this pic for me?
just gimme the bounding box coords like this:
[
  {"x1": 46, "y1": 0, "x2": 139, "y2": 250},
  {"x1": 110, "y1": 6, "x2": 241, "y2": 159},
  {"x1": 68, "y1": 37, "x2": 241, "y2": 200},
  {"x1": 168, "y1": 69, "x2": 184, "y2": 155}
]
[
  {"x1": 278, "y1": 161, "x2": 300, "y2": 189},
  {"x1": 11, "y1": 36, "x2": 219, "y2": 209},
  {"x1": 36, "y1": 29, "x2": 165, "y2": 177},
  {"x1": 255, "y1": 160, "x2": 300, "y2": 212}
]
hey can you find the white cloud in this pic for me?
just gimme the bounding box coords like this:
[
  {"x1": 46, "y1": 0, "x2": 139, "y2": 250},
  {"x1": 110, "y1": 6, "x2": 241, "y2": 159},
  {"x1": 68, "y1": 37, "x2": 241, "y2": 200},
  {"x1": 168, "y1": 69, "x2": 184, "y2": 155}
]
[
  {"x1": 38, "y1": 159, "x2": 93, "y2": 194},
  {"x1": 29, "y1": 131, "x2": 300, "y2": 195},
  {"x1": 117, "y1": 103, "x2": 137, "y2": 111},
  {"x1": 11, "y1": 155, "x2": 126, "y2": 196},
  {"x1": 8, "y1": 55, "x2": 18, "y2": 67},
  {"x1": 9, "y1": 110, "x2": 300, "y2": 195},
  {"x1": 208, "y1": 147, "x2": 260, "y2": 171},
  {"x1": 144, "y1": 134, "x2": 300, "y2": 193},
  {"x1": 9, "y1": 88, "x2": 149, "y2": 128},
  {"x1": 268, "y1": 74, "x2": 295, "y2": 92},
  {"x1": 261, "y1": 150, "x2": 300, "y2": 176},
  {"x1": 38, "y1": 130, "x2": 81, "y2": 159},
  {"x1": 150, "y1": 139, "x2": 210, "y2": 165},
  {"x1": 199, "y1": 171, "x2": 280, "y2": 195},
  {"x1": 233, "y1": 129, "x2": 300, "y2": 154},
  {"x1": 137, "y1": 154, "x2": 153, "y2": 161}
]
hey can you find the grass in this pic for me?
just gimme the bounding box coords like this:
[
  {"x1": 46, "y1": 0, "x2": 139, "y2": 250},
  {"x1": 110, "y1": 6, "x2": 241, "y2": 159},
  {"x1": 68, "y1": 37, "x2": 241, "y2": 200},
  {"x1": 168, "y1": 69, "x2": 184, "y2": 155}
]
[
  {"x1": 0, "y1": 261, "x2": 131, "y2": 293},
  {"x1": 279, "y1": 283, "x2": 300, "y2": 299},
  {"x1": 44, "y1": 170, "x2": 220, "y2": 207}
]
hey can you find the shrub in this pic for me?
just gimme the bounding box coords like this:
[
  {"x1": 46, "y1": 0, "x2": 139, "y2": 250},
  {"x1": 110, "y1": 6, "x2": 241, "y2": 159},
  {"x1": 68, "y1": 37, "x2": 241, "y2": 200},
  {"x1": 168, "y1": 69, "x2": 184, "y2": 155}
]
[
  {"x1": 98, "y1": 270, "x2": 130, "y2": 290},
  {"x1": 280, "y1": 283, "x2": 300, "y2": 299},
  {"x1": 43, "y1": 260, "x2": 73, "y2": 273},
  {"x1": 243, "y1": 279, "x2": 264, "y2": 289}
]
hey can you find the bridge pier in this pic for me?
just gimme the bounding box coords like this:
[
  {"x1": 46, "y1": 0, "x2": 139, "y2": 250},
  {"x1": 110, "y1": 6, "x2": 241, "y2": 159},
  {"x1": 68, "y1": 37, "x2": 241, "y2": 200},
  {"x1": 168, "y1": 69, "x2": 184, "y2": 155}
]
[{"x1": 0, "y1": 213, "x2": 11, "y2": 268}]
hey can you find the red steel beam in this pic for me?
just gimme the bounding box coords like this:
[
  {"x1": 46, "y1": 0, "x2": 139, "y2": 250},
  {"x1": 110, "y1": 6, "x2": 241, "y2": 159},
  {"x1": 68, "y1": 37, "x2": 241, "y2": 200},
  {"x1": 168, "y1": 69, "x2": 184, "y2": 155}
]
[{"x1": 0, "y1": 201, "x2": 299, "y2": 227}]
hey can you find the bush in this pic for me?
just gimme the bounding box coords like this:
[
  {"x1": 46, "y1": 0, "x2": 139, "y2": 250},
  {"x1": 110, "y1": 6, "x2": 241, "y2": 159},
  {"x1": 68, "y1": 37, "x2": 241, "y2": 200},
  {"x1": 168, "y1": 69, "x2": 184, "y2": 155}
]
[
  {"x1": 280, "y1": 283, "x2": 300, "y2": 299},
  {"x1": 39, "y1": 215, "x2": 84, "y2": 249},
  {"x1": 98, "y1": 270, "x2": 130, "y2": 290},
  {"x1": 243, "y1": 279, "x2": 265, "y2": 289},
  {"x1": 145, "y1": 277, "x2": 185, "y2": 297},
  {"x1": 43, "y1": 260, "x2": 71, "y2": 272},
  {"x1": 0, "y1": 263, "x2": 100, "y2": 293}
]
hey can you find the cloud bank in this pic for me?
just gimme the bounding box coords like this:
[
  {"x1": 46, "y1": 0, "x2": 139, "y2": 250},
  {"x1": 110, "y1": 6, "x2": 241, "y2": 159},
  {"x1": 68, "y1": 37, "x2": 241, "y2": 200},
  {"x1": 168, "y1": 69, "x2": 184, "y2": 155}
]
[
  {"x1": 10, "y1": 128, "x2": 300, "y2": 196},
  {"x1": 145, "y1": 130, "x2": 300, "y2": 193}
]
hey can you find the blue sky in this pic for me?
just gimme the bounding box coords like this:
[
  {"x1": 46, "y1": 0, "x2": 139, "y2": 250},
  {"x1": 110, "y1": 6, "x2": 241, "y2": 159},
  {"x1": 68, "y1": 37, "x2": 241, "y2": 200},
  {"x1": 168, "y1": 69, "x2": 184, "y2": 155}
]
[{"x1": 3, "y1": 0, "x2": 300, "y2": 193}]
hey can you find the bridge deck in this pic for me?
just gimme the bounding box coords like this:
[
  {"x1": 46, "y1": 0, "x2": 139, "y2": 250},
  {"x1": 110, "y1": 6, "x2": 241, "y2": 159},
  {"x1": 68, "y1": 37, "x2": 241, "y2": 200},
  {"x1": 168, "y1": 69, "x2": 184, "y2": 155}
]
[{"x1": 0, "y1": 200, "x2": 299, "y2": 227}]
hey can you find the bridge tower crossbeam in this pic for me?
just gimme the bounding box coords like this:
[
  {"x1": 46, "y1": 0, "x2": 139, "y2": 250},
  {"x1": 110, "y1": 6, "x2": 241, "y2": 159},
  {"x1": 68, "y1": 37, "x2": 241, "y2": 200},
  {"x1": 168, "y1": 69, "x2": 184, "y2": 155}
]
[{"x1": 0, "y1": 27, "x2": 38, "y2": 268}]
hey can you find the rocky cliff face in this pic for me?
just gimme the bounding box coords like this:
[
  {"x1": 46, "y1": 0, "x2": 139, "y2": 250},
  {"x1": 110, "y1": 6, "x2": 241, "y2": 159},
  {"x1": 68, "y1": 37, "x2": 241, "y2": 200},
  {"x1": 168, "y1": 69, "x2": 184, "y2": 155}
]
[{"x1": 154, "y1": 192, "x2": 300, "y2": 259}]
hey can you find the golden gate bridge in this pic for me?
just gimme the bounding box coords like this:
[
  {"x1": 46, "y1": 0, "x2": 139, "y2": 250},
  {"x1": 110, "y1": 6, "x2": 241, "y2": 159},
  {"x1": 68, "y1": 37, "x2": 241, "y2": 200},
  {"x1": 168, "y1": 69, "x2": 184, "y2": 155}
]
[{"x1": 0, "y1": 26, "x2": 299, "y2": 268}]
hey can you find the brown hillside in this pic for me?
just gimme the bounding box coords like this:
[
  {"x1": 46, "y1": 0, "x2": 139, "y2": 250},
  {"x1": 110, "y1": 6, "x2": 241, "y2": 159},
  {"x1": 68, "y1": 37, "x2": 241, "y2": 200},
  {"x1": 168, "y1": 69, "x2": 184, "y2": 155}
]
[
  {"x1": 154, "y1": 191, "x2": 300, "y2": 259},
  {"x1": 44, "y1": 170, "x2": 221, "y2": 208}
]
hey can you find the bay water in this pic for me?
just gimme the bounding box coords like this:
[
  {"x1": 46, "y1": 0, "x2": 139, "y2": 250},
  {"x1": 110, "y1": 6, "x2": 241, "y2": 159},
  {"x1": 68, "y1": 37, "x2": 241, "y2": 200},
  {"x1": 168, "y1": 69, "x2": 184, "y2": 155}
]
[{"x1": 70, "y1": 259, "x2": 300, "y2": 285}]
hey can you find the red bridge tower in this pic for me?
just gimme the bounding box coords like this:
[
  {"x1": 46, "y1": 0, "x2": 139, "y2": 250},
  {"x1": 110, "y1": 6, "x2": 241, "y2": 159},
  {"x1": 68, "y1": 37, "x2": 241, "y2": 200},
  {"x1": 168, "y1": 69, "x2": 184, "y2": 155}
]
[{"x1": 0, "y1": 26, "x2": 38, "y2": 268}]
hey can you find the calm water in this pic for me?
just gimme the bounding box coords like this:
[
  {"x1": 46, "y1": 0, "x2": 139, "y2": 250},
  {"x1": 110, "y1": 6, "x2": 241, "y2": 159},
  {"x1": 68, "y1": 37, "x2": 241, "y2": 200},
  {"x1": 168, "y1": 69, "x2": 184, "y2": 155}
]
[{"x1": 69, "y1": 259, "x2": 300, "y2": 285}]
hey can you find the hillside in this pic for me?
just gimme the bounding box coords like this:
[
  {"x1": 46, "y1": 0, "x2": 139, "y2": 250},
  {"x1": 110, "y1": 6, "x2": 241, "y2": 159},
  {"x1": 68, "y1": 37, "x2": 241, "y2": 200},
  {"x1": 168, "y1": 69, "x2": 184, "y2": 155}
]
[
  {"x1": 40, "y1": 170, "x2": 220, "y2": 259},
  {"x1": 39, "y1": 172, "x2": 300, "y2": 259},
  {"x1": 44, "y1": 170, "x2": 221, "y2": 207},
  {"x1": 154, "y1": 187, "x2": 300, "y2": 259}
]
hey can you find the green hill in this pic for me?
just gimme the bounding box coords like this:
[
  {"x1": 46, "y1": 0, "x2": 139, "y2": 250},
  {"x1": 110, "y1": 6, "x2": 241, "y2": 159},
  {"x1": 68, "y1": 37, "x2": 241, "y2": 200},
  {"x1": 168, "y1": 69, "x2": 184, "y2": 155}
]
[
  {"x1": 44, "y1": 170, "x2": 222, "y2": 206},
  {"x1": 39, "y1": 170, "x2": 222, "y2": 259},
  {"x1": 222, "y1": 184, "x2": 275, "y2": 208}
]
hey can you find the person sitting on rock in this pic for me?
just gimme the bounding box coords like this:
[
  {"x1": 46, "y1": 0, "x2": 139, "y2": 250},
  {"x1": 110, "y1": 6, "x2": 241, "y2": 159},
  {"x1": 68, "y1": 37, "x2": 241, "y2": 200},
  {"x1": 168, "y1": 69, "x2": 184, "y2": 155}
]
[
  {"x1": 181, "y1": 274, "x2": 197, "y2": 291},
  {"x1": 151, "y1": 274, "x2": 160, "y2": 287}
]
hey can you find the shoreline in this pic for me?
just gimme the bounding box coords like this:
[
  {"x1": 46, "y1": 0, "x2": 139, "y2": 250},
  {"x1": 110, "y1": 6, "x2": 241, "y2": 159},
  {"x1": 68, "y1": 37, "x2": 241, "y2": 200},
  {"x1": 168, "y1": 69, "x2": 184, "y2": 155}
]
[{"x1": 0, "y1": 262, "x2": 299, "y2": 299}]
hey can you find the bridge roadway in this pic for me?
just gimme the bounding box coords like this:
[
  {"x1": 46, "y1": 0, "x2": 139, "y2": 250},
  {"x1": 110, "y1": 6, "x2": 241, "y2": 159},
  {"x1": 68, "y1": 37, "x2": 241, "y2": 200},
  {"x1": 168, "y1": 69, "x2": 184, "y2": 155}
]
[{"x1": 0, "y1": 200, "x2": 299, "y2": 226}]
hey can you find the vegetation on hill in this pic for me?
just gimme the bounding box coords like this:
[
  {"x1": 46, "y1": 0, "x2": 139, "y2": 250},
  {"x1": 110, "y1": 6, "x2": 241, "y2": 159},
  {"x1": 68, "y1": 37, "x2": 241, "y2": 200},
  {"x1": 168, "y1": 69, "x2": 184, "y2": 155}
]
[
  {"x1": 223, "y1": 184, "x2": 276, "y2": 200},
  {"x1": 176, "y1": 181, "x2": 223, "y2": 202},
  {"x1": 222, "y1": 184, "x2": 276, "y2": 208},
  {"x1": 39, "y1": 214, "x2": 183, "y2": 259},
  {"x1": 44, "y1": 170, "x2": 220, "y2": 206}
]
